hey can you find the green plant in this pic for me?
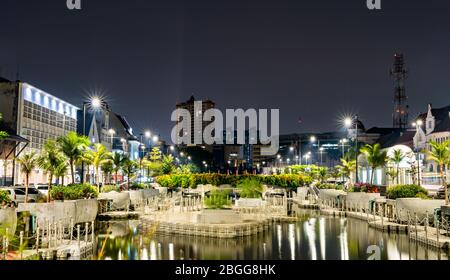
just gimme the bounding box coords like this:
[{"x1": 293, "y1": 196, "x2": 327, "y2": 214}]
[
  {"x1": 50, "y1": 184, "x2": 98, "y2": 201},
  {"x1": 122, "y1": 158, "x2": 138, "y2": 188},
  {"x1": 316, "y1": 183, "x2": 343, "y2": 190},
  {"x1": 111, "y1": 152, "x2": 126, "y2": 185},
  {"x1": 101, "y1": 185, "x2": 120, "y2": 193},
  {"x1": 387, "y1": 184, "x2": 428, "y2": 199},
  {"x1": 336, "y1": 159, "x2": 356, "y2": 185},
  {"x1": 129, "y1": 183, "x2": 148, "y2": 190},
  {"x1": 427, "y1": 140, "x2": 450, "y2": 205},
  {"x1": 360, "y1": 143, "x2": 388, "y2": 185},
  {"x1": 57, "y1": 132, "x2": 91, "y2": 184},
  {"x1": 0, "y1": 190, "x2": 12, "y2": 204},
  {"x1": 237, "y1": 178, "x2": 263, "y2": 198},
  {"x1": 389, "y1": 149, "x2": 405, "y2": 184},
  {"x1": 38, "y1": 140, "x2": 67, "y2": 202},
  {"x1": 204, "y1": 189, "x2": 232, "y2": 209},
  {"x1": 16, "y1": 152, "x2": 38, "y2": 204},
  {"x1": 0, "y1": 113, "x2": 8, "y2": 140}
]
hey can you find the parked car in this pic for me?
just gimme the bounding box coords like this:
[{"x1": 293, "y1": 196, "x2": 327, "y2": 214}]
[
  {"x1": 4, "y1": 187, "x2": 43, "y2": 204},
  {"x1": 437, "y1": 186, "x2": 449, "y2": 200},
  {"x1": 34, "y1": 184, "x2": 49, "y2": 196}
]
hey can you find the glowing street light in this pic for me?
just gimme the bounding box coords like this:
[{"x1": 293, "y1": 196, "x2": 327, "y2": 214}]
[
  {"x1": 145, "y1": 131, "x2": 152, "y2": 138},
  {"x1": 152, "y1": 135, "x2": 159, "y2": 143}
]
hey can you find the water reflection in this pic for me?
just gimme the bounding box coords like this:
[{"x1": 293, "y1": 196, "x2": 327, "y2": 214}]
[{"x1": 95, "y1": 211, "x2": 449, "y2": 260}]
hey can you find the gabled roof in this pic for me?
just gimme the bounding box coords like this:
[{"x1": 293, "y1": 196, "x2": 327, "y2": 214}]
[
  {"x1": 434, "y1": 117, "x2": 450, "y2": 133},
  {"x1": 365, "y1": 127, "x2": 402, "y2": 136},
  {"x1": 377, "y1": 130, "x2": 415, "y2": 149}
]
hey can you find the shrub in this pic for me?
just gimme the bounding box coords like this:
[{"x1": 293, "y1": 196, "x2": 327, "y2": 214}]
[
  {"x1": 0, "y1": 190, "x2": 11, "y2": 204},
  {"x1": 101, "y1": 185, "x2": 120, "y2": 193},
  {"x1": 129, "y1": 183, "x2": 148, "y2": 190},
  {"x1": 50, "y1": 184, "x2": 98, "y2": 201},
  {"x1": 387, "y1": 185, "x2": 428, "y2": 199},
  {"x1": 317, "y1": 183, "x2": 343, "y2": 190},
  {"x1": 204, "y1": 189, "x2": 232, "y2": 209},
  {"x1": 349, "y1": 183, "x2": 379, "y2": 193},
  {"x1": 237, "y1": 178, "x2": 263, "y2": 198}
]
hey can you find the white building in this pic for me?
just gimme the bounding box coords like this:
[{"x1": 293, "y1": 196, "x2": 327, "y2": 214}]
[
  {"x1": 413, "y1": 103, "x2": 450, "y2": 185},
  {"x1": 0, "y1": 78, "x2": 79, "y2": 186}
]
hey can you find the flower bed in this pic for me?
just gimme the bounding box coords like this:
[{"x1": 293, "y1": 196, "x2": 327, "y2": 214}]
[
  {"x1": 50, "y1": 184, "x2": 98, "y2": 201},
  {"x1": 387, "y1": 185, "x2": 429, "y2": 199}
]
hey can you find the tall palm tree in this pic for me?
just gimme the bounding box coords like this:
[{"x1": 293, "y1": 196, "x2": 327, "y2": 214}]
[
  {"x1": 111, "y1": 152, "x2": 126, "y2": 185},
  {"x1": 360, "y1": 143, "x2": 388, "y2": 185},
  {"x1": 38, "y1": 140, "x2": 66, "y2": 202},
  {"x1": 427, "y1": 140, "x2": 450, "y2": 205},
  {"x1": 122, "y1": 158, "x2": 138, "y2": 190},
  {"x1": 57, "y1": 132, "x2": 90, "y2": 184},
  {"x1": 389, "y1": 149, "x2": 405, "y2": 185},
  {"x1": 55, "y1": 162, "x2": 69, "y2": 186},
  {"x1": 16, "y1": 152, "x2": 38, "y2": 203},
  {"x1": 336, "y1": 159, "x2": 356, "y2": 185},
  {"x1": 90, "y1": 144, "x2": 112, "y2": 190},
  {"x1": 101, "y1": 161, "x2": 114, "y2": 185}
]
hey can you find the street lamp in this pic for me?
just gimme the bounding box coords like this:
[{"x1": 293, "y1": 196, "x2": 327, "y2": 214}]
[
  {"x1": 81, "y1": 96, "x2": 103, "y2": 183},
  {"x1": 345, "y1": 115, "x2": 359, "y2": 183},
  {"x1": 319, "y1": 147, "x2": 325, "y2": 165},
  {"x1": 304, "y1": 154, "x2": 310, "y2": 165},
  {"x1": 413, "y1": 119, "x2": 424, "y2": 185}
]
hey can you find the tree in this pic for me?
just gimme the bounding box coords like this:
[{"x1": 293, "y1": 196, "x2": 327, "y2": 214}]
[
  {"x1": 55, "y1": 162, "x2": 69, "y2": 186},
  {"x1": 427, "y1": 140, "x2": 450, "y2": 205},
  {"x1": 360, "y1": 144, "x2": 388, "y2": 186},
  {"x1": 101, "y1": 161, "x2": 114, "y2": 185},
  {"x1": 336, "y1": 159, "x2": 356, "y2": 185},
  {"x1": 317, "y1": 167, "x2": 329, "y2": 184},
  {"x1": 38, "y1": 140, "x2": 66, "y2": 202},
  {"x1": 389, "y1": 149, "x2": 405, "y2": 184},
  {"x1": 122, "y1": 158, "x2": 138, "y2": 189},
  {"x1": 90, "y1": 144, "x2": 112, "y2": 190},
  {"x1": 161, "y1": 155, "x2": 175, "y2": 175},
  {"x1": 149, "y1": 147, "x2": 162, "y2": 162},
  {"x1": 16, "y1": 152, "x2": 38, "y2": 203},
  {"x1": 0, "y1": 113, "x2": 8, "y2": 140},
  {"x1": 57, "y1": 132, "x2": 90, "y2": 184},
  {"x1": 111, "y1": 152, "x2": 126, "y2": 185}
]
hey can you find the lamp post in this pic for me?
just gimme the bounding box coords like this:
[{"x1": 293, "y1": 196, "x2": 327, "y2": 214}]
[
  {"x1": 81, "y1": 97, "x2": 102, "y2": 183},
  {"x1": 413, "y1": 120, "x2": 424, "y2": 185},
  {"x1": 340, "y1": 138, "x2": 348, "y2": 183},
  {"x1": 345, "y1": 115, "x2": 359, "y2": 183},
  {"x1": 310, "y1": 135, "x2": 321, "y2": 166}
]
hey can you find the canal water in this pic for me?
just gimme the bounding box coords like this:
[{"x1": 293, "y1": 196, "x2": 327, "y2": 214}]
[{"x1": 94, "y1": 210, "x2": 449, "y2": 260}]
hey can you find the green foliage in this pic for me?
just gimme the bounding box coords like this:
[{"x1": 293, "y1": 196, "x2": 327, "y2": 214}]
[
  {"x1": 155, "y1": 174, "x2": 312, "y2": 190},
  {"x1": 0, "y1": 190, "x2": 12, "y2": 204},
  {"x1": 204, "y1": 189, "x2": 232, "y2": 209},
  {"x1": 101, "y1": 185, "x2": 121, "y2": 193},
  {"x1": 129, "y1": 183, "x2": 149, "y2": 190},
  {"x1": 0, "y1": 113, "x2": 8, "y2": 140},
  {"x1": 316, "y1": 183, "x2": 344, "y2": 190},
  {"x1": 50, "y1": 184, "x2": 98, "y2": 201},
  {"x1": 176, "y1": 164, "x2": 199, "y2": 174},
  {"x1": 57, "y1": 132, "x2": 90, "y2": 183},
  {"x1": 161, "y1": 155, "x2": 175, "y2": 175},
  {"x1": 360, "y1": 143, "x2": 388, "y2": 185},
  {"x1": 387, "y1": 184, "x2": 429, "y2": 199},
  {"x1": 237, "y1": 178, "x2": 263, "y2": 198}
]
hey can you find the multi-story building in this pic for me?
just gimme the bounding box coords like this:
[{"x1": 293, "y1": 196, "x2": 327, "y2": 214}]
[
  {"x1": 0, "y1": 77, "x2": 79, "y2": 185},
  {"x1": 175, "y1": 96, "x2": 215, "y2": 146},
  {"x1": 413, "y1": 103, "x2": 450, "y2": 184}
]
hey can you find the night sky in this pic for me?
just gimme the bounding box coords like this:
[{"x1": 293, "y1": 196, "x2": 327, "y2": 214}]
[{"x1": 1, "y1": 0, "x2": 450, "y2": 141}]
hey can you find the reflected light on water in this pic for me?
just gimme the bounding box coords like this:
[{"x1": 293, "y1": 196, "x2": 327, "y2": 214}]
[
  {"x1": 150, "y1": 241, "x2": 157, "y2": 260},
  {"x1": 169, "y1": 243, "x2": 175, "y2": 260},
  {"x1": 288, "y1": 224, "x2": 295, "y2": 260},
  {"x1": 304, "y1": 218, "x2": 317, "y2": 260},
  {"x1": 277, "y1": 225, "x2": 282, "y2": 259},
  {"x1": 319, "y1": 217, "x2": 326, "y2": 260},
  {"x1": 339, "y1": 219, "x2": 349, "y2": 260}
]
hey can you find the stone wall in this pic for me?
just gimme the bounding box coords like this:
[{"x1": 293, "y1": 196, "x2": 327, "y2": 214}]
[{"x1": 17, "y1": 200, "x2": 98, "y2": 226}]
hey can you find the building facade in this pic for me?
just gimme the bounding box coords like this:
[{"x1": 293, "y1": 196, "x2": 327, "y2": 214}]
[{"x1": 0, "y1": 78, "x2": 79, "y2": 185}]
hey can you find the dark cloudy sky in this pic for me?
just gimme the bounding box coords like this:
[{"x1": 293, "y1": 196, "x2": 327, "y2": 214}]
[{"x1": 1, "y1": 0, "x2": 450, "y2": 141}]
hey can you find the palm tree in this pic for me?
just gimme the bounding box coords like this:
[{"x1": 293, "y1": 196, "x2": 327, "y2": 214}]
[
  {"x1": 317, "y1": 167, "x2": 329, "y2": 184},
  {"x1": 90, "y1": 144, "x2": 112, "y2": 190},
  {"x1": 360, "y1": 143, "x2": 388, "y2": 185},
  {"x1": 122, "y1": 158, "x2": 138, "y2": 189},
  {"x1": 389, "y1": 149, "x2": 405, "y2": 185},
  {"x1": 101, "y1": 161, "x2": 114, "y2": 185},
  {"x1": 16, "y1": 152, "x2": 38, "y2": 203},
  {"x1": 57, "y1": 132, "x2": 90, "y2": 184},
  {"x1": 55, "y1": 162, "x2": 69, "y2": 186},
  {"x1": 336, "y1": 159, "x2": 356, "y2": 185},
  {"x1": 427, "y1": 140, "x2": 450, "y2": 205},
  {"x1": 38, "y1": 140, "x2": 66, "y2": 202},
  {"x1": 111, "y1": 152, "x2": 125, "y2": 186}
]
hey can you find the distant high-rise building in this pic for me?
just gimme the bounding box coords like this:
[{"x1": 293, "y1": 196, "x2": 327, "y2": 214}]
[
  {"x1": 175, "y1": 95, "x2": 215, "y2": 146},
  {"x1": 391, "y1": 53, "x2": 409, "y2": 129}
]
